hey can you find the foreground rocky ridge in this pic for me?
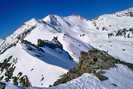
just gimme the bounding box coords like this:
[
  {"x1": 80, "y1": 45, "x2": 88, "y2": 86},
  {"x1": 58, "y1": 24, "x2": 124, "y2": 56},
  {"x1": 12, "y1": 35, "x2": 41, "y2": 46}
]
[
  {"x1": 2, "y1": 49, "x2": 133, "y2": 89},
  {"x1": 54, "y1": 49, "x2": 133, "y2": 86}
]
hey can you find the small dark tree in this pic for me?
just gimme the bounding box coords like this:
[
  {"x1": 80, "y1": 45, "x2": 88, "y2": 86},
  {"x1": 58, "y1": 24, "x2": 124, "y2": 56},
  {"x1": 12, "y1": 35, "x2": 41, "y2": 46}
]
[
  {"x1": 129, "y1": 28, "x2": 133, "y2": 32},
  {"x1": 17, "y1": 72, "x2": 22, "y2": 78},
  {"x1": 0, "y1": 82, "x2": 6, "y2": 89},
  {"x1": 12, "y1": 76, "x2": 18, "y2": 85},
  {"x1": 129, "y1": 12, "x2": 133, "y2": 17},
  {"x1": 0, "y1": 76, "x2": 4, "y2": 80},
  {"x1": 19, "y1": 75, "x2": 31, "y2": 87},
  {"x1": 37, "y1": 39, "x2": 45, "y2": 47}
]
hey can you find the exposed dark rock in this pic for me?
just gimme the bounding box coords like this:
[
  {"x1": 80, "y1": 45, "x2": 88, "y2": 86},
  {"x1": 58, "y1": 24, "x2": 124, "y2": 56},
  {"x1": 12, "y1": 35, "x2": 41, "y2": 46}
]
[
  {"x1": 37, "y1": 37, "x2": 63, "y2": 49},
  {"x1": 53, "y1": 49, "x2": 133, "y2": 86},
  {"x1": 0, "y1": 56, "x2": 31, "y2": 87}
]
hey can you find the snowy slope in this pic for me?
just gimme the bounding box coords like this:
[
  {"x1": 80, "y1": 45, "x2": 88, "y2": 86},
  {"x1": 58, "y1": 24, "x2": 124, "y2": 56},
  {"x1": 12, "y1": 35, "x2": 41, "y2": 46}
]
[
  {"x1": 88, "y1": 9, "x2": 133, "y2": 63},
  {"x1": 5, "y1": 65, "x2": 133, "y2": 89},
  {"x1": 25, "y1": 15, "x2": 93, "y2": 62},
  {"x1": 5, "y1": 73, "x2": 110, "y2": 89},
  {"x1": 0, "y1": 40, "x2": 75, "y2": 87},
  {"x1": 4, "y1": 64, "x2": 133, "y2": 89},
  {"x1": 43, "y1": 13, "x2": 133, "y2": 63}
]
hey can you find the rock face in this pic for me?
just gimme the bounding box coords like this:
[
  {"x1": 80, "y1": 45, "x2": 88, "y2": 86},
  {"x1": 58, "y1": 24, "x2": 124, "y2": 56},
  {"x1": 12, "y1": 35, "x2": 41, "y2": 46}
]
[
  {"x1": 54, "y1": 49, "x2": 133, "y2": 87},
  {"x1": 53, "y1": 49, "x2": 116, "y2": 85},
  {"x1": 37, "y1": 37, "x2": 63, "y2": 49}
]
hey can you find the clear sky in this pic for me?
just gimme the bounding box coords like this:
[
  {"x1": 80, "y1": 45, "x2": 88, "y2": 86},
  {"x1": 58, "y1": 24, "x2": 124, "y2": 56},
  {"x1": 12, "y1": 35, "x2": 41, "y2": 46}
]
[{"x1": 0, "y1": 0, "x2": 133, "y2": 38}]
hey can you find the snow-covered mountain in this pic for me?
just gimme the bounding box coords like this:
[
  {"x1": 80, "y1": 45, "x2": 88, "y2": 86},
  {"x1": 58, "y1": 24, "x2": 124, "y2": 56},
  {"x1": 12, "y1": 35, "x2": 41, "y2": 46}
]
[
  {"x1": 0, "y1": 18, "x2": 76, "y2": 87},
  {"x1": 0, "y1": 7, "x2": 133, "y2": 89}
]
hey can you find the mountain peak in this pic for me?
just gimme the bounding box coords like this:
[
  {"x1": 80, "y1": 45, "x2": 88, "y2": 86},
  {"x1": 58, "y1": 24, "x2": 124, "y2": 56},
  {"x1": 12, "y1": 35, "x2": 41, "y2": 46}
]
[
  {"x1": 114, "y1": 7, "x2": 133, "y2": 17},
  {"x1": 67, "y1": 14, "x2": 85, "y2": 19},
  {"x1": 24, "y1": 18, "x2": 39, "y2": 26},
  {"x1": 43, "y1": 14, "x2": 63, "y2": 25}
]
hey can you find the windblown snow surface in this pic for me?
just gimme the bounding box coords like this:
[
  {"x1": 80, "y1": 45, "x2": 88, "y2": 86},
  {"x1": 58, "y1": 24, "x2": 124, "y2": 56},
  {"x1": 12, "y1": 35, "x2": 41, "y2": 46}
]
[{"x1": 0, "y1": 8, "x2": 133, "y2": 89}]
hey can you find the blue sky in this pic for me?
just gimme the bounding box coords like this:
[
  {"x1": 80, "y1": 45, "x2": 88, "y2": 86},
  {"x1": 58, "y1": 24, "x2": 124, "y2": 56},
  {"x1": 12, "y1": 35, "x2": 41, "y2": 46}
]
[{"x1": 0, "y1": 0, "x2": 133, "y2": 38}]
